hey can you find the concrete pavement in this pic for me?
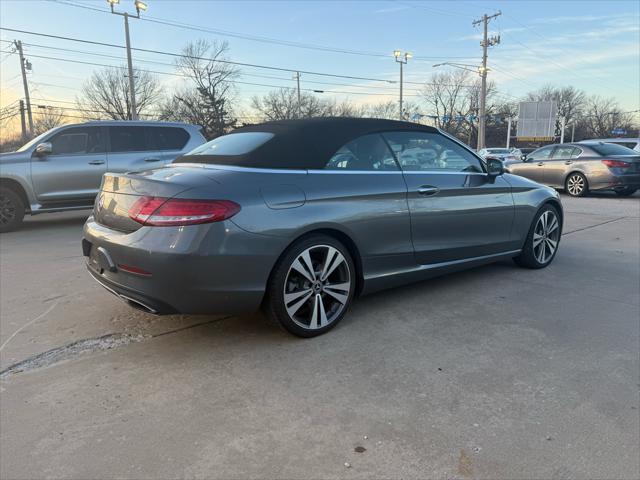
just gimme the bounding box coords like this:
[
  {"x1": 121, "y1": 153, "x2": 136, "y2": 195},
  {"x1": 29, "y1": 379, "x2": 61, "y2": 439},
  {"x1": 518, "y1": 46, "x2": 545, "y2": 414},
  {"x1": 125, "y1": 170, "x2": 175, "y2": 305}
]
[{"x1": 1, "y1": 192, "x2": 638, "y2": 479}]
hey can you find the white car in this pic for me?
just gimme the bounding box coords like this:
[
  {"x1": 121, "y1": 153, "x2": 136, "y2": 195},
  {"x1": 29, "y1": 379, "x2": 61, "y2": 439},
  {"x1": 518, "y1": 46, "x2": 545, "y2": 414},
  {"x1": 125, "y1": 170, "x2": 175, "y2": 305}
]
[{"x1": 477, "y1": 148, "x2": 519, "y2": 164}]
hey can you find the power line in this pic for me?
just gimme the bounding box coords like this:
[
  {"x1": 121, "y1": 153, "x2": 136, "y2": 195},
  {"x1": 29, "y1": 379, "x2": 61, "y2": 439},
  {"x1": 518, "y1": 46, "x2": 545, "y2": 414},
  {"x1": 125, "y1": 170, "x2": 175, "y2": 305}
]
[{"x1": 51, "y1": 0, "x2": 476, "y2": 61}]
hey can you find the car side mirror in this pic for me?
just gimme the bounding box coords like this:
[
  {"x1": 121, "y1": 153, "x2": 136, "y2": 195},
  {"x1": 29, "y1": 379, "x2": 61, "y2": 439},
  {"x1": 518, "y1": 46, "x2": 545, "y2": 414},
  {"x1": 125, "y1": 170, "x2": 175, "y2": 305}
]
[
  {"x1": 521, "y1": 154, "x2": 527, "y2": 162},
  {"x1": 486, "y1": 158, "x2": 504, "y2": 177},
  {"x1": 35, "y1": 142, "x2": 52, "y2": 157}
]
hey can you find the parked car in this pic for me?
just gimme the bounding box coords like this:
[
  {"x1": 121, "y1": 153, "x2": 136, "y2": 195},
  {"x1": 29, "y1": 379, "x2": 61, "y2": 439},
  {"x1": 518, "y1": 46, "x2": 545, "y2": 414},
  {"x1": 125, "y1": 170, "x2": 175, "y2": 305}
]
[
  {"x1": 83, "y1": 118, "x2": 562, "y2": 337},
  {"x1": 579, "y1": 138, "x2": 640, "y2": 153},
  {"x1": 477, "y1": 147, "x2": 519, "y2": 163},
  {"x1": 507, "y1": 142, "x2": 640, "y2": 197},
  {"x1": 0, "y1": 121, "x2": 206, "y2": 232}
]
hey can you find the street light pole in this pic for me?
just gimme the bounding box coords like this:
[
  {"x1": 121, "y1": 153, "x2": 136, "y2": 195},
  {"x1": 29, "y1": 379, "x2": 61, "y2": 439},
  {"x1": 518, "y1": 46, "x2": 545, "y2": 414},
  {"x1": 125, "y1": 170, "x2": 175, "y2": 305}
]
[
  {"x1": 472, "y1": 11, "x2": 501, "y2": 150},
  {"x1": 108, "y1": 0, "x2": 148, "y2": 120},
  {"x1": 293, "y1": 72, "x2": 301, "y2": 118},
  {"x1": 394, "y1": 50, "x2": 412, "y2": 120}
]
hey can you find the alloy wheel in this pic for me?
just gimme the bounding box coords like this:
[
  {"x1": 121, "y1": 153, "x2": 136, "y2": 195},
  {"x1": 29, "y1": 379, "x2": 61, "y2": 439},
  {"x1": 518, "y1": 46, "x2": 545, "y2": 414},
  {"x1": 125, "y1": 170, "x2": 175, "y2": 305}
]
[
  {"x1": 0, "y1": 193, "x2": 16, "y2": 226},
  {"x1": 533, "y1": 210, "x2": 560, "y2": 265},
  {"x1": 283, "y1": 245, "x2": 351, "y2": 330},
  {"x1": 566, "y1": 174, "x2": 585, "y2": 196}
]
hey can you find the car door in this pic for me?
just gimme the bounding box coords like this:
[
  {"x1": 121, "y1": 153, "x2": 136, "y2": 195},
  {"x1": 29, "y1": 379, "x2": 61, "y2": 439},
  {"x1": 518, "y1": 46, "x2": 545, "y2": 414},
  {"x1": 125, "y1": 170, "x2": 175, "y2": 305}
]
[
  {"x1": 31, "y1": 126, "x2": 107, "y2": 203},
  {"x1": 106, "y1": 126, "x2": 162, "y2": 173},
  {"x1": 509, "y1": 146, "x2": 554, "y2": 183},
  {"x1": 544, "y1": 145, "x2": 581, "y2": 187},
  {"x1": 383, "y1": 131, "x2": 515, "y2": 265}
]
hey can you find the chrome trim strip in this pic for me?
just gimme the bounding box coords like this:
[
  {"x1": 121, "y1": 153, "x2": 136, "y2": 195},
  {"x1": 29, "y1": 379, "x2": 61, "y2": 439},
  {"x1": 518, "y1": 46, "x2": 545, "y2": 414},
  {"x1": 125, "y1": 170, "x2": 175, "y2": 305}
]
[
  {"x1": 366, "y1": 249, "x2": 522, "y2": 280},
  {"x1": 307, "y1": 169, "x2": 402, "y2": 175},
  {"x1": 167, "y1": 163, "x2": 308, "y2": 174}
]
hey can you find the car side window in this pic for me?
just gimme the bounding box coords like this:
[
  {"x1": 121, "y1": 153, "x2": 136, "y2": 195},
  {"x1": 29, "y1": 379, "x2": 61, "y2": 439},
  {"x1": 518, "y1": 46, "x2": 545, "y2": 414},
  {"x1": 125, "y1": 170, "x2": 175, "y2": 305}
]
[
  {"x1": 49, "y1": 127, "x2": 105, "y2": 155},
  {"x1": 552, "y1": 146, "x2": 577, "y2": 159},
  {"x1": 529, "y1": 146, "x2": 554, "y2": 160},
  {"x1": 325, "y1": 134, "x2": 398, "y2": 171},
  {"x1": 382, "y1": 131, "x2": 483, "y2": 173},
  {"x1": 109, "y1": 126, "x2": 148, "y2": 153},
  {"x1": 148, "y1": 127, "x2": 190, "y2": 151}
]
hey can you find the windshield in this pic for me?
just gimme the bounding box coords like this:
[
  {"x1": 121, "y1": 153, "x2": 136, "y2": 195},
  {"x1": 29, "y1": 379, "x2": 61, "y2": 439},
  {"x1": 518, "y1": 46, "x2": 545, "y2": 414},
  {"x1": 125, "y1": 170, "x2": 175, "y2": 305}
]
[
  {"x1": 589, "y1": 143, "x2": 637, "y2": 156},
  {"x1": 16, "y1": 130, "x2": 53, "y2": 152},
  {"x1": 184, "y1": 132, "x2": 274, "y2": 157}
]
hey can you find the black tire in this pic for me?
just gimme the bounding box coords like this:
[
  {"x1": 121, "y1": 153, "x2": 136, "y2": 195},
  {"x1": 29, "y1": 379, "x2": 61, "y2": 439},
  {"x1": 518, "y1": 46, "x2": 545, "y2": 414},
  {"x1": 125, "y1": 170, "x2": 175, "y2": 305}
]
[
  {"x1": 514, "y1": 204, "x2": 562, "y2": 269},
  {"x1": 565, "y1": 172, "x2": 588, "y2": 197},
  {"x1": 264, "y1": 234, "x2": 356, "y2": 338},
  {"x1": 0, "y1": 186, "x2": 25, "y2": 233},
  {"x1": 615, "y1": 188, "x2": 637, "y2": 197}
]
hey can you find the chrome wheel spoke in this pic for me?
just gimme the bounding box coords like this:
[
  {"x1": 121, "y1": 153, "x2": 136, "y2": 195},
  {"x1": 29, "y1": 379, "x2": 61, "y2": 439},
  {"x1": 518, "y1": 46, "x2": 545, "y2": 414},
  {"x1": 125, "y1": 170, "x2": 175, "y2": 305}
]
[
  {"x1": 291, "y1": 252, "x2": 316, "y2": 283},
  {"x1": 320, "y1": 247, "x2": 345, "y2": 281},
  {"x1": 309, "y1": 294, "x2": 328, "y2": 329},
  {"x1": 323, "y1": 282, "x2": 350, "y2": 305},
  {"x1": 284, "y1": 288, "x2": 313, "y2": 305},
  {"x1": 547, "y1": 216, "x2": 559, "y2": 234},
  {"x1": 533, "y1": 232, "x2": 544, "y2": 247},
  {"x1": 285, "y1": 290, "x2": 313, "y2": 317}
]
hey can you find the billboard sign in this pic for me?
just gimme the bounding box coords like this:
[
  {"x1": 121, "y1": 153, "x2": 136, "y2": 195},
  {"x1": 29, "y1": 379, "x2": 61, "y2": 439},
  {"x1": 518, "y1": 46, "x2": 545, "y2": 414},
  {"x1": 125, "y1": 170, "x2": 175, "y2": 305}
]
[{"x1": 516, "y1": 101, "x2": 557, "y2": 141}]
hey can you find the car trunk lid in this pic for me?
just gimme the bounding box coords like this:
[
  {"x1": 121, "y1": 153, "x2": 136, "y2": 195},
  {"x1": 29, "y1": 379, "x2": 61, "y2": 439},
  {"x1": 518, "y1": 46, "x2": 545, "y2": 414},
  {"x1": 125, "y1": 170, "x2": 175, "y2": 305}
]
[{"x1": 94, "y1": 167, "x2": 222, "y2": 232}]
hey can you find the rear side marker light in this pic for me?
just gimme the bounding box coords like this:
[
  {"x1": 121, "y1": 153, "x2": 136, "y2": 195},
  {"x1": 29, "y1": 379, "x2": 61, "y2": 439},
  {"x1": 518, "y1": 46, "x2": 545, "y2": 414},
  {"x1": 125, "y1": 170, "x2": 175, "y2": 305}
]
[
  {"x1": 601, "y1": 159, "x2": 631, "y2": 168},
  {"x1": 118, "y1": 264, "x2": 152, "y2": 277},
  {"x1": 129, "y1": 197, "x2": 241, "y2": 226}
]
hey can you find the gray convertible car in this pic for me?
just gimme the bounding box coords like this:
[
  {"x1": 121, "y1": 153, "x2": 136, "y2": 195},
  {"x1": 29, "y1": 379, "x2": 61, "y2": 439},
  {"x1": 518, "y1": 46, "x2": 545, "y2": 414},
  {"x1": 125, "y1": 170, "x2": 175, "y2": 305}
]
[{"x1": 83, "y1": 118, "x2": 563, "y2": 337}]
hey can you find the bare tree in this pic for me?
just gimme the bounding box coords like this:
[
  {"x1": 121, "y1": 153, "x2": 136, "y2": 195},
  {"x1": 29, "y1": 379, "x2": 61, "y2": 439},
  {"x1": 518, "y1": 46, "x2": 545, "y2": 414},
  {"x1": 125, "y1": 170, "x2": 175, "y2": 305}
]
[
  {"x1": 76, "y1": 66, "x2": 161, "y2": 120},
  {"x1": 251, "y1": 88, "x2": 334, "y2": 121},
  {"x1": 577, "y1": 95, "x2": 635, "y2": 139},
  {"x1": 33, "y1": 107, "x2": 66, "y2": 135},
  {"x1": 160, "y1": 40, "x2": 239, "y2": 139}
]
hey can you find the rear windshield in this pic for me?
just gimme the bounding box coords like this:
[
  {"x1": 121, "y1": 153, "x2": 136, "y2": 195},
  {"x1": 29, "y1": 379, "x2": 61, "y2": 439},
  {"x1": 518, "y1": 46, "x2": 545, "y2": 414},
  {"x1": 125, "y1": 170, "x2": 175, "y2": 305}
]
[
  {"x1": 488, "y1": 148, "x2": 511, "y2": 154},
  {"x1": 589, "y1": 143, "x2": 637, "y2": 156},
  {"x1": 185, "y1": 132, "x2": 274, "y2": 157}
]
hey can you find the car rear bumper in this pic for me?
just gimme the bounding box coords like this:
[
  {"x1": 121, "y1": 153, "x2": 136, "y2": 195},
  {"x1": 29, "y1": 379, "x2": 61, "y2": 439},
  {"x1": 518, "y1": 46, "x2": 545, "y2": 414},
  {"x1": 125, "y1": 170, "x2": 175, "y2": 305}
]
[
  {"x1": 589, "y1": 172, "x2": 640, "y2": 191},
  {"x1": 82, "y1": 217, "x2": 287, "y2": 315}
]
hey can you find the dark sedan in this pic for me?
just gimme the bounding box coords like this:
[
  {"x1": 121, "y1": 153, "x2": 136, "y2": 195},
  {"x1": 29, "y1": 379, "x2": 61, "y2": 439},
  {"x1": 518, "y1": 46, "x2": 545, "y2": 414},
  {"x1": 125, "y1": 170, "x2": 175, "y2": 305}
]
[
  {"x1": 83, "y1": 118, "x2": 562, "y2": 337},
  {"x1": 508, "y1": 142, "x2": 640, "y2": 197}
]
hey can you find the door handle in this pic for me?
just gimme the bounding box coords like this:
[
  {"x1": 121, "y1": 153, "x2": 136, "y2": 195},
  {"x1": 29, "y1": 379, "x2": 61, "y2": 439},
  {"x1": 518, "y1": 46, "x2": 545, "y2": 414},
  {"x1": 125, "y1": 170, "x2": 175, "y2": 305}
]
[
  {"x1": 537, "y1": 162, "x2": 544, "y2": 166},
  {"x1": 88, "y1": 160, "x2": 105, "y2": 165},
  {"x1": 144, "y1": 157, "x2": 162, "y2": 162},
  {"x1": 564, "y1": 160, "x2": 573, "y2": 165},
  {"x1": 417, "y1": 186, "x2": 440, "y2": 196}
]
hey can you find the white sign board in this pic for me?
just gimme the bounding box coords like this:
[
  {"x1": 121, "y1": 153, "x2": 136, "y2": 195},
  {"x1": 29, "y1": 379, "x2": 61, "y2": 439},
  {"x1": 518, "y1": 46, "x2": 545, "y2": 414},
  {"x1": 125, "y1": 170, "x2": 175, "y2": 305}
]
[{"x1": 516, "y1": 101, "x2": 557, "y2": 141}]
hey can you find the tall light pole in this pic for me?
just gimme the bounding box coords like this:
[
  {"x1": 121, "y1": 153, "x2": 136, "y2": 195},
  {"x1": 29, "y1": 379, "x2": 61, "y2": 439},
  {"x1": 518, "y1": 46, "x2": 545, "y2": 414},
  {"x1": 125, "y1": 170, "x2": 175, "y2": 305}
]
[
  {"x1": 394, "y1": 50, "x2": 412, "y2": 120},
  {"x1": 293, "y1": 72, "x2": 301, "y2": 118},
  {"x1": 472, "y1": 11, "x2": 501, "y2": 149},
  {"x1": 14, "y1": 40, "x2": 33, "y2": 134},
  {"x1": 107, "y1": 0, "x2": 148, "y2": 120}
]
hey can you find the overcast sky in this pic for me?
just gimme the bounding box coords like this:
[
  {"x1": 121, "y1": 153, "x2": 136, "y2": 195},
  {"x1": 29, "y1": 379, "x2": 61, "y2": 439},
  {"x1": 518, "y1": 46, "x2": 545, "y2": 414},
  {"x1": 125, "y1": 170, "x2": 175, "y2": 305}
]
[{"x1": 1, "y1": 0, "x2": 638, "y2": 121}]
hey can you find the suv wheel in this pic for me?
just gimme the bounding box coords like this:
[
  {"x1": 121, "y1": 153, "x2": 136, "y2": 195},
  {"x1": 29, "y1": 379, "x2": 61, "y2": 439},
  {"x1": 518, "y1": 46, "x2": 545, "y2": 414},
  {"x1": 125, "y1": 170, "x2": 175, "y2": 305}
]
[
  {"x1": 0, "y1": 187, "x2": 25, "y2": 233},
  {"x1": 264, "y1": 234, "x2": 355, "y2": 337}
]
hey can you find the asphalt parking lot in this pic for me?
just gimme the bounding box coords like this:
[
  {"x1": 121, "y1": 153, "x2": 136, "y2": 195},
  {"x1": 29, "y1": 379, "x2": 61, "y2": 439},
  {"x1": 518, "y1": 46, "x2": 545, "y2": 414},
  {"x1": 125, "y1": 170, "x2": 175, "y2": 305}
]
[{"x1": 1, "y1": 192, "x2": 639, "y2": 479}]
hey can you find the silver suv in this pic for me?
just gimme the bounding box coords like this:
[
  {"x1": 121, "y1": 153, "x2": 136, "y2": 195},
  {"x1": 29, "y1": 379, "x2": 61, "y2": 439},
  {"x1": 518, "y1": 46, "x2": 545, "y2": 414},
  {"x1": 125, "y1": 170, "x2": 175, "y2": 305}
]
[{"x1": 0, "y1": 121, "x2": 206, "y2": 232}]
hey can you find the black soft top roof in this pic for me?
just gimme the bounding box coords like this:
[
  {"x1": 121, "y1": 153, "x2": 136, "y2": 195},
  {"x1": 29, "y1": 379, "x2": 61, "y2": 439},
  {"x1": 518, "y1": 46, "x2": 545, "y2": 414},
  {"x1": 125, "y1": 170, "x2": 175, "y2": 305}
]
[{"x1": 174, "y1": 117, "x2": 438, "y2": 170}]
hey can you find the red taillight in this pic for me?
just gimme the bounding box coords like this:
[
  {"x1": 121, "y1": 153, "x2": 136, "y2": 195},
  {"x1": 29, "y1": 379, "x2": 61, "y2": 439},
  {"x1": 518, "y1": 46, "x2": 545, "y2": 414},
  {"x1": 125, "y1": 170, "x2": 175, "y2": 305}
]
[
  {"x1": 128, "y1": 197, "x2": 241, "y2": 226},
  {"x1": 118, "y1": 264, "x2": 152, "y2": 276},
  {"x1": 602, "y1": 159, "x2": 631, "y2": 168}
]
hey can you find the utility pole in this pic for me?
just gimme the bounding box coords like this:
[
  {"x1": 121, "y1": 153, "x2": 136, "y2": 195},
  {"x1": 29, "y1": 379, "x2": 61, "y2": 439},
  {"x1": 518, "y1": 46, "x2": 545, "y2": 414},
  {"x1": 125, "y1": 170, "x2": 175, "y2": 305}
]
[
  {"x1": 293, "y1": 72, "x2": 301, "y2": 118},
  {"x1": 506, "y1": 117, "x2": 512, "y2": 149},
  {"x1": 472, "y1": 11, "x2": 501, "y2": 150},
  {"x1": 14, "y1": 40, "x2": 33, "y2": 134},
  {"x1": 109, "y1": 0, "x2": 148, "y2": 120},
  {"x1": 19, "y1": 99, "x2": 27, "y2": 141},
  {"x1": 394, "y1": 50, "x2": 412, "y2": 120},
  {"x1": 571, "y1": 122, "x2": 576, "y2": 142},
  {"x1": 559, "y1": 117, "x2": 566, "y2": 144}
]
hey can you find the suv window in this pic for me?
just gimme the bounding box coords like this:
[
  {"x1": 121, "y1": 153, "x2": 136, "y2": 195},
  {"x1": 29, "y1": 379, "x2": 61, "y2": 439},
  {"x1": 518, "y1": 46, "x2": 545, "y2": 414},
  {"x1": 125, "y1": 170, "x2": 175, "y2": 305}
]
[
  {"x1": 148, "y1": 127, "x2": 190, "y2": 151},
  {"x1": 325, "y1": 134, "x2": 398, "y2": 171},
  {"x1": 50, "y1": 127, "x2": 105, "y2": 155},
  {"x1": 552, "y1": 146, "x2": 580, "y2": 159},
  {"x1": 529, "y1": 146, "x2": 554, "y2": 160},
  {"x1": 109, "y1": 126, "x2": 148, "y2": 153},
  {"x1": 382, "y1": 131, "x2": 483, "y2": 172}
]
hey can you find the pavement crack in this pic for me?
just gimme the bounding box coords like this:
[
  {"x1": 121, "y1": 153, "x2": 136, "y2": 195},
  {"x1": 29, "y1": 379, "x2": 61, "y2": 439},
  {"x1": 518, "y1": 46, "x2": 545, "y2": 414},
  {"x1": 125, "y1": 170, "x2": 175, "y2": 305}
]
[
  {"x1": 563, "y1": 216, "x2": 628, "y2": 235},
  {"x1": 0, "y1": 315, "x2": 234, "y2": 379}
]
